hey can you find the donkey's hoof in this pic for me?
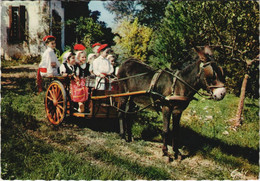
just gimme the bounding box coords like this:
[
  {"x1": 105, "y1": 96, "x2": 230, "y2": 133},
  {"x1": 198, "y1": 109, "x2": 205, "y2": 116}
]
[
  {"x1": 162, "y1": 151, "x2": 169, "y2": 157},
  {"x1": 174, "y1": 153, "x2": 182, "y2": 161},
  {"x1": 168, "y1": 156, "x2": 174, "y2": 162}
]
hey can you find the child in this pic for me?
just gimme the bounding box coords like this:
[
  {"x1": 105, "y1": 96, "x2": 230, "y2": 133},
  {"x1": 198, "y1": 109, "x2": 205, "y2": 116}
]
[
  {"x1": 107, "y1": 54, "x2": 119, "y2": 76},
  {"x1": 92, "y1": 42, "x2": 101, "y2": 55},
  {"x1": 59, "y1": 51, "x2": 77, "y2": 77},
  {"x1": 60, "y1": 52, "x2": 86, "y2": 113},
  {"x1": 39, "y1": 35, "x2": 60, "y2": 77},
  {"x1": 75, "y1": 51, "x2": 90, "y2": 78},
  {"x1": 93, "y1": 44, "x2": 114, "y2": 90},
  {"x1": 88, "y1": 53, "x2": 97, "y2": 75}
]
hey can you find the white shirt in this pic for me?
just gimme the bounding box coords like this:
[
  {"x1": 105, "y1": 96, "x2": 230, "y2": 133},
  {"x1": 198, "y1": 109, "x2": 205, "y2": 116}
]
[
  {"x1": 39, "y1": 47, "x2": 60, "y2": 76},
  {"x1": 93, "y1": 56, "x2": 114, "y2": 76}
]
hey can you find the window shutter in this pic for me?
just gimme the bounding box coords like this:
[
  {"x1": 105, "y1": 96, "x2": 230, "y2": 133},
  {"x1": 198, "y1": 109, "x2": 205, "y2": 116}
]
[
  {"x1": 19, "y1": 5, "x2": 26, "y2": 41},
  {"x1": 8, "y1": 5, "x2": 13, "y2": 42}
]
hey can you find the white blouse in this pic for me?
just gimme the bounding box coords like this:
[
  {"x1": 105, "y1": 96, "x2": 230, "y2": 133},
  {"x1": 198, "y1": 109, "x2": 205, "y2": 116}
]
[{"x1": 39, "y1": 47, "x2": 60, "y2": 76}]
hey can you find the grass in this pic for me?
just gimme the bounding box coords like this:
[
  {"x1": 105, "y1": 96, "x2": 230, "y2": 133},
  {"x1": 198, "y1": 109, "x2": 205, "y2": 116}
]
[{"x1": 1, "y1": 64, "x2": 259, "y2": 180}]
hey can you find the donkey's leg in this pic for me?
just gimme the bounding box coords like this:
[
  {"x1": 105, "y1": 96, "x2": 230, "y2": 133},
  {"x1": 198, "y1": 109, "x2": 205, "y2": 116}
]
[
  {"x1": 162, "y1": 106, "x2": 172, "y2": 156},
  {"x1": 118, "y1": 97, "x2": 128, "y2": 139},
  {"x1": 125, "y1": 98, "x2": 135, "y2": 142},
  {"x1": 172, "y1": 111, "x2": 182, "y2": 160}
]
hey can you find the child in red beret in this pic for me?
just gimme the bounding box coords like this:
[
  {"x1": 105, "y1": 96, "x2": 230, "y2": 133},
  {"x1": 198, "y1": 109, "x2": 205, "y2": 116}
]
[
  {"x1": 38, "y1": 35, "x2": 60, "y2": 77},
  {"x1": 92, "y1": 44, "x2": 114, "y2": 90}
]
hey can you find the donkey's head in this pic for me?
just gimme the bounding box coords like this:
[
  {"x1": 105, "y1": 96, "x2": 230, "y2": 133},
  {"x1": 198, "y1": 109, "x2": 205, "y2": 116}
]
[{"x1": 196, "y1": 46, "x2": 226, "y2": 100}]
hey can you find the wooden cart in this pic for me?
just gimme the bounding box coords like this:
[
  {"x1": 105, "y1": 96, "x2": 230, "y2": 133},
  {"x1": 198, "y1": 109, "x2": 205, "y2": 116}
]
[{"x1": 44, "y1": 76, "x2": 147, "y2": 126}]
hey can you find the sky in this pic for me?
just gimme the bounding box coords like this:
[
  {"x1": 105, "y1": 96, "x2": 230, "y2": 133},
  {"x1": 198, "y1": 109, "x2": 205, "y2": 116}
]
[{"x1": 88, "y1": 1, "x2": 116, "y2": 28}]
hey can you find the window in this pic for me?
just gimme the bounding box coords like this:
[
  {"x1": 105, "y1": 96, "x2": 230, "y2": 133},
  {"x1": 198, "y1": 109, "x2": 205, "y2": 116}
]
[{"x1": 8, "y1": 5, "x2": 26, "y2": 43}]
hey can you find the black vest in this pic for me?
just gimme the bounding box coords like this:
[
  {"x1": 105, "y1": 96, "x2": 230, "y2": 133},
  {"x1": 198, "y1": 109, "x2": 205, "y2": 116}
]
[
  {"x1": 78, "y1": 63, "x2": 90, "y2": 77},
  {"x1": 63, "y1": 63, "x2": 76, "y2": 75}
]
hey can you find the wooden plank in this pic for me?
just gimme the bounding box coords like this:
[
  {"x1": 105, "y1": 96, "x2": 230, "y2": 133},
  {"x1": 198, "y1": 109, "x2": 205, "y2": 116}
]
[
  {"x1": 72, "y1": 112, "x2": 86, "y2": 117},
  {"x1": 91, "y1": 90, "x2": 148, "y2": 100}
]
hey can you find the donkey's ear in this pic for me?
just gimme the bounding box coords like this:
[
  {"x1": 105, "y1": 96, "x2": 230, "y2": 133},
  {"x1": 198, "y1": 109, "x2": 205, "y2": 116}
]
[
  {"x1": 204, "y1": 45, "x2": 213, "y2": 56},
  {"x1": 193, "y1": 46, "x2": 201, "y2": 53},
  {"x1": 198, "y1": 51, "x2": 207, "y2": 62}
]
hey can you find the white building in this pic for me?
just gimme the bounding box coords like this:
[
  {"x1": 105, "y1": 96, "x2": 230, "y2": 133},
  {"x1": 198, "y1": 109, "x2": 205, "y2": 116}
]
[{"x1": 1, "y1": 1, "x2": 90, "y2": 60}]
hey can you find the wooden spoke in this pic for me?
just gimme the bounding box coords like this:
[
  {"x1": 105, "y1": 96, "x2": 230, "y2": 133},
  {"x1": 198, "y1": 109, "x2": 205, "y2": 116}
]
[
  {"x1": 55, "y1": 87, "x2": 61, "y2": 98},
  {"x1": 56, "y1": 106, "x2": 62, "y2": 115},
  {"x1": 57, "y1": 104, "x2": 65, "y2": 111},
  {"x1": 49, "y1": 87, "x2": 55, "y2": 99},
  {"x1": 56, "y1": 93, "x2": 63, "y2": 101},
  {"x1": 47, "y1": 96, "x2": 54, "y2": 101},
  {"x1": 53, "y1": 112, "x2": 57, "y2": 122},
  {"x1": 56, "y1": 107, "x2": 62, "y2": 119}
]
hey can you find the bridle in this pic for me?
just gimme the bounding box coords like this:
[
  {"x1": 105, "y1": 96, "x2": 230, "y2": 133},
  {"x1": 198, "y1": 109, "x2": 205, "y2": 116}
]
[{"x1": 165, "y1": 61, "x2": 225, "y2": 101}]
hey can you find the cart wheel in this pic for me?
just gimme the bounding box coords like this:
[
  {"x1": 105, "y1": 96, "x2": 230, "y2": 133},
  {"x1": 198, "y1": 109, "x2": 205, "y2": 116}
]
[{"x1": 45, "y1": 80, "x2": 67, "y2": 125}]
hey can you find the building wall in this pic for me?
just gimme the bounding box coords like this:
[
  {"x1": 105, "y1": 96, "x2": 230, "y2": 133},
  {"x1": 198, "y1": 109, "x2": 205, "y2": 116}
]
[{"x1": 1, "y1": 1, "x2": 65, "y2": 60}]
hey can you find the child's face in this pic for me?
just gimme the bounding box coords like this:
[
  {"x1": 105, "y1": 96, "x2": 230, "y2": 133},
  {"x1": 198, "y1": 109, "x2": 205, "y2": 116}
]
[
  {"x1": 101, "y1": 48, "x2": 110, "y2": 58},
  {"x1": 109, "y1": 58, "x2": 115, "y2": 66},
  {"x1": 46, "y1": 40, "x2": 56, "y2": 49},
  {"x1": 68, "y1": 55, "x2": 76, "y2": 65},
  {"x1": 79, "y1": 54, "x2": 87, "y2": 64}
]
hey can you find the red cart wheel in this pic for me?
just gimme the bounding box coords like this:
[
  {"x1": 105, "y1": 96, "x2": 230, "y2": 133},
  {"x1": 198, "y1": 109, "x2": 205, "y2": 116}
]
[{"x1": 45, "y1": 80, "x2": 67, "y2": 125}]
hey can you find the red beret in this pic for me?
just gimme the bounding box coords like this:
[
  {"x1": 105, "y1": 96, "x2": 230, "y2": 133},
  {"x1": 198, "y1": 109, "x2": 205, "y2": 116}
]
[
  {"x1": 92, "y1": 43, "x2": 101, "y2": 48},
  {"x1": 43, "y1": 35, "x2": 56, "y2": 42},
  {"x1": 97, "y1": 44, "x2": 108, "y2": 53},
  {"x1": 74, "y1": 44, "x2": 86, "y2": 51}
]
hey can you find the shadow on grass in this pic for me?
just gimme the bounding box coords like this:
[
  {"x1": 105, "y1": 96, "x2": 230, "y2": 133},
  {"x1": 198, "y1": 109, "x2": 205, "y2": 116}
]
[
  {"x1": 1, "y1": 77, "x2": 38, "y2": 95},
  {"x1": 2, "y1": 66, "x2": 37, "y2": 73},
  {"x1": 141, "y1": 124, "x2": 258, "y2": 165},
  {"x1": 179, "y1": 126, "x2": 259, "y2": 164},
  {"x1": 63, "y1": 116, "x2": 120, "y2": 133}
]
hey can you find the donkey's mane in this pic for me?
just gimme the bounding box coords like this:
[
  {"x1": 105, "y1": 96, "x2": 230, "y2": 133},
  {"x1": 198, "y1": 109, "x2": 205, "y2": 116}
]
[
  {"x1": 126, "y1": 58, "x2": 155, "y2": 71},
  {"x1": 179, "y1": 59, "x2": 199, "y2": 76}
]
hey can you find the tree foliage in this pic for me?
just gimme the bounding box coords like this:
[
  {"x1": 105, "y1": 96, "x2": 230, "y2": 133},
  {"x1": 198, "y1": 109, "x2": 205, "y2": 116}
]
[
  {"x1": 66, "y1": 16, "x2": 115, "y2": 48},
  {"x1": 113, "y1": 18, "x2": 152, "y2": 62},
  {"x1": 66, "y1": 17, "x2": 104, "y2": 47},
  {"x1": 149, "y1": 1, "x2": 259, "y2": 97},
  {"x1": 104, "y1": 1, "x2": 139, "y2": 22},
  {"x1": 135, "y1": 0, "x2": 169, "y2": 29},
  {"x1": 104, "y1": 0, "x2": 169, "y2": 29}
]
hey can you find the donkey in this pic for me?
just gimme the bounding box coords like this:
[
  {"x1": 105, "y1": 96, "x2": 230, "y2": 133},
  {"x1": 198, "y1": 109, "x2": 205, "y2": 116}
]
[{"x1": 117, "y1": 46, "x2": 226, "y2": 160}]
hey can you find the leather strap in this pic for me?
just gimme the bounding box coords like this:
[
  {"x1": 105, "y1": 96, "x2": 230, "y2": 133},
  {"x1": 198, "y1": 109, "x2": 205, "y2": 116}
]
[{"x1": 148, "y1": 69, "x2": 163, "y2": 92}]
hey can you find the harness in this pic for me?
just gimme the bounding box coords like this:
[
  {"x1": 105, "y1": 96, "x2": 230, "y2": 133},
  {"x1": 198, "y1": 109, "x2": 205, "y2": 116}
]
[{"x1": 107, "y1": 61, "x2": 225, "y2": 114}]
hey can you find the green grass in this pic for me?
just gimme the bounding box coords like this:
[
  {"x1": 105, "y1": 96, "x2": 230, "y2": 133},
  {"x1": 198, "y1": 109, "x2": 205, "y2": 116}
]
[{"x1": 1, "y1": 65, "x2": 259, "y2": 180}]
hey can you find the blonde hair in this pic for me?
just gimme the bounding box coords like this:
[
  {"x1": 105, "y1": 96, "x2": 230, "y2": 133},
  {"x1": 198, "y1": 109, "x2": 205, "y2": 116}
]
[{"x1": 75, "y1": 51, "x2": 86, "y2": 63}]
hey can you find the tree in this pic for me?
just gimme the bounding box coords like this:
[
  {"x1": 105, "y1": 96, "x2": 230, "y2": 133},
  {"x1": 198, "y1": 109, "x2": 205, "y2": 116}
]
[
  {"x1": 135, "y1": 0, "x2": 169, "y2": 29},
  {"x1": 66, "y1": 17, "x2": 104, "y2": 47},
  {"x1": 113, "y1": 17, "x2": 152, "y2": 62},
  {"x1": 104, "y1": 0, "x2": 169, "y2": 29},
  {"x1": 230, "y1": 56, "x2": 259, "y2": 127},
  {"x1": 148, "y1": 1, "x2": 259, "y2": 127},
  {"x1": 149, "y1": 1, "x2": 259, "y2": 96},
  {"x1": 104, "y1": 1, "x2": 139, "y2": 22}
]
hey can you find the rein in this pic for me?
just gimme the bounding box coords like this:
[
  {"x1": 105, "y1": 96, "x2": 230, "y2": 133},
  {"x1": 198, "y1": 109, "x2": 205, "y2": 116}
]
[
  {"x1": 161, "y1": 68, "x2": 212, "y2": 99},
  {"x1": 112, "y1": 62, "x2": 214, "y2": 101},
  {"x1": 108, "y1": 61, "x2": 225, "y2": 114}
]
